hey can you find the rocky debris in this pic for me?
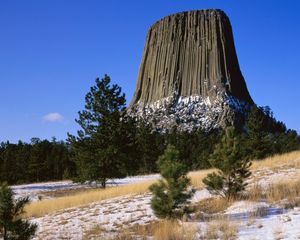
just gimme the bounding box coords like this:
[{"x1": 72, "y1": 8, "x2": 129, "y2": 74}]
[
  {"x1": 129, "y1": 93, "x2": 249, "y2": 132},
  {"x1": 127, "y1": 9, "x2": 253, "y2": 131}
]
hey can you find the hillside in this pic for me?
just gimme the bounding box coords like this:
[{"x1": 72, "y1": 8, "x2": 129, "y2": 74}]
[{"x1": 12, "y1": 150, "x2": 300, "y2": 239}]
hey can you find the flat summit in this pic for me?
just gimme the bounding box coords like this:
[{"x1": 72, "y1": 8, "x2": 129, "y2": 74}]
[{"x1": 128, "y1": 9, "x2": 254, "y2": 131}]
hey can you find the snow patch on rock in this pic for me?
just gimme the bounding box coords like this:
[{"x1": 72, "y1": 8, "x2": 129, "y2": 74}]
[{"x1": 128, "y1": 92, "x2": 250, "y2": 132}]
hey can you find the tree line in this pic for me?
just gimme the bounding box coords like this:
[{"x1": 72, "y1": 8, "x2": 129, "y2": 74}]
[
  {"x1": 67, "y1": 75, "x2": 300, "y2": 187},
  {"x1": 0, "y1": 75, "x2": 299, "y2": 186},
  {"x1": 0, "y1": 138, "x2": 75, "y2": 184}
]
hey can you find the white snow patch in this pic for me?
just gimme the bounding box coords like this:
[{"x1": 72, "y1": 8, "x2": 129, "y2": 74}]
[
  {"x1": 191, "y1": 189, "x2": 212, "y2": 202},
  {"x1": 32, "y1": 193, "x2": 157, "y2": 240},
  {"x1": 225, "y1": 201, "x2": 270, "y2": 215},
  {"x1": 129, "y1": 92, "x2": 249, "y2": 132}
]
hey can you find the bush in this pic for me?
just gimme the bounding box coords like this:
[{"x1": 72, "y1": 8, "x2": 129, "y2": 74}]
[
  {"x1": 0, "y1": 183, "x2": 37, "y2": 239},
  {"x1": 203, "y1": 128, "x2": 252, "y2": 199},
  {"x1": 149, "y1": 145, "x2": 193, "y2": 218}
]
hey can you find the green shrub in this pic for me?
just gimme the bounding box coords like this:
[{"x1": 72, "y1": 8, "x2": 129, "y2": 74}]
[
  {"x1": 150, "y1": 145, "x2": 193, "y2": 218},
  {"x1": 203, "y1": 128, "x2": 252, "y2": 199},
  {"x1": 0, "y1": 183, "x2": 37, "y2": 239}
]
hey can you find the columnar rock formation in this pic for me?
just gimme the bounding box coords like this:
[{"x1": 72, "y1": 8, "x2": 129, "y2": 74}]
[{"x1": 128, "y1": 9, "x2": 254, "y2": 131}]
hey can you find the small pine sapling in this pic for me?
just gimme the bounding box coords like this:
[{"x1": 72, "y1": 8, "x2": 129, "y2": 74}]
[
  {"x1": 203, "y1": 127, "x2": 252, "y2": 199},
  {"x1": 149, "y1": 145, "x2": 193, "y2": 219}
]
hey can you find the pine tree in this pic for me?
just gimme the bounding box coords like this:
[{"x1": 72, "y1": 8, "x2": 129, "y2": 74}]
[
  {"x1": 202, "y1": 128, "x2": 251, "y2": 199},
  {"x1": 246, "y1": 105, "x2": 272, "y2": 159},
  {"x1": 149, "y1": 145, "x2": 193, "y2": 219},
  {"x1": 68, "y1": 74, "x2": 129, "y2": 188},
  {"x1": 0, "y1": 183, "x2": 37, "y2": 240},
  {"x1": 135, "y1": 120, "x2": 160, "y2": 173}
]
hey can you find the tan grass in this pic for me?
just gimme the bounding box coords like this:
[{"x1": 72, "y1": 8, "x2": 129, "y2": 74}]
[
  {"x1": 194, "y1": 197, "x2": 232, "y2": 215},
  {"x1": 85, "y1": 220, "x2": 196, "y2": 240},
  {"x1": 153, "y1": 220, "x2": 196, "y2": 240},
  {"x1": 205, "y1": 219, "x2": 238, "y2": 240},
  {"x1": 250, "y1": 206, "x2": 269, "y2": 218},
  {"x1": 25, "y1": 180, "x2": 156, "y2": 218},
  {"x1": 251, "y1": 150, "x2": 300, "y2": 170},
  {"x1": 128, "y1": 221, "x2": 160, "y2": 237},
  {"x1": 110, "y1": 232, "x2": 137, "y2": 240},
  {"x1": 247, "y1": 178, "x2": 300, "y2": 207},
  {"x1": 83, "y1": 225, "x2": 105, "y2": 240},
  {"x1": 25, "y1": 168, "x2": 213, "y2": 218},
  {"x1": 188, "y1": 169, "x2": 214, "y2": 189},
  {"x1": 25, "y1": 150, "x2": 300, "y2": 218},
  {"x1": 189, "y1": 150, "x2": 300, "y2": 190},
  {"x1": 266, "y1": 179, "x2": 300, "y2": 204},
  {"x1": 245, "y1": 184, "x2": 264, "y2": 202}
]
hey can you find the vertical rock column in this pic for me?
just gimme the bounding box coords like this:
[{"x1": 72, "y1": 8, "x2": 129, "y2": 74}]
[{"x1": 128, "y1": 9, "x2": 253, "y2": 109}]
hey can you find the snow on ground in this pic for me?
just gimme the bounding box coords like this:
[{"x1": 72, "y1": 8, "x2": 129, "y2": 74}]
[
  {"x1": 30, "y1": 187, "x2": 300, "y2": 239},
  {"x1": 238, "y1": 207, "x2": 300, "y2": 240},
  {"x1": 11, "y1": 181, "x2": 82, "y2": 201},
  {"x1": 191, "y1": 189, "x2": 212, "y2": 202},
  {"x1": 192, "y1": 202, "x2": 300, "y2": 239},
  {"x1": 31, "y1": 188, "x2": 211, "y2": 240},
  {"x1": 16, "y1": 158, "x2": 300, "y2": 239},
  {"x1": 225, "y1": 201, "x2": 270, "y2": 216},
  {"x1": 252, "y1": 168, "x2": 300, "y2": 189},
  {"x1": 32, "y1": 193, "x2": 157, "y2": 240},
  {"x1": 11, "y1": 174, "x2": 160, "y2": 201}
]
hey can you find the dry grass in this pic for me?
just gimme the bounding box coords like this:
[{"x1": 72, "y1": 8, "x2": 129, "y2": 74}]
[
  {"x1": 250, "y1": 206, "x2": 269, "y2": 218},
  {"x1": 41, "y1": 186, "x2": 100, "y2": 198},
  {"x1": 246, "y1": 177, "x2": 300, "y2": 208},
  {"x1": 110, "y1": 232, "x2": 138, "y2": 240},
  {"x1": 25, "y1": 180, "x2": 156, "y2": 218},
  {"x1": 251, "y1": 150, "x2": 300, "y2": 170},
  {"x1": 128, "y1": 221, "x2": 160, "y2": 236},
  {"x1": 189, "y1": 150, "x2": 300, "y2": 190},
  {"x1": 24, "y1": 168, "x2": 213, "y2": 218},
  {"x1": 83, "y1": 225, "x2": 105, "y2": 240},
  {"x1": 188, "y1": 169, "x2": 214, "y2": 189},
  {"x1": 205, "y1": 220, "x2": 238, "y2": 240},
  {"x1": 152, "y1": 220, "x2": 196, "y2": 240},
  {"x1": 25, "y1": 150, "x2": 300, "y2": 218},
  {"x1": 266, "y1": 179, "x2": 300, "y2": 204},
  {"x1": 245, "y1": 184, "x2": 264, "y2": 202},
  {"x1": 194, "y1": 197, "x2": 232, "y2": 216},
  {"x1": 85, "y1": 220, "x2": 196, "y2": 240}
]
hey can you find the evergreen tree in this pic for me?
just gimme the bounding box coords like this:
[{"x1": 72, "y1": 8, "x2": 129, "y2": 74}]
[
  {"x1": 135, "y1": 120, "x2": 161, "y2": 173},
  {"x1": 0, "y1": 140, "x2": 74, "y2": 185},
  {"x1": 149, "y1": 145, "x2": 193, "y2": 219},
  {"x1": 68, "y1": 74, "x2": 129, "y2": 187},
  {"x1": 246, "y1": 105, "x2": 272, "y2": 159},
  {"x1": 244, "y1": 104, "x2": 300, "y2": 159},
  {"x1": 203, "y1": 128, "x2": 251, "y2": 199},
  {"x1": 0, "y1": 183, "x2": 37, "y2": 240}
]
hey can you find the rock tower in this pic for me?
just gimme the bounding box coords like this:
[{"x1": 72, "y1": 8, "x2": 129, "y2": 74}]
[{"x1": 128, "y1": 9, "x2": 253, "y2": 131}]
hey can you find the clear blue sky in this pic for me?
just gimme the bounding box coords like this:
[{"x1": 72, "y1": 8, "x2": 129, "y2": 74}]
[{"x1": 1, "y1": 0, "x2": 299, "y2": 143}]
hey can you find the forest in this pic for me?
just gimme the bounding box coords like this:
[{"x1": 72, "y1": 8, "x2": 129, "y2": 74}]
[{"x1": 0, "y1": 76, "x2": 299, "y2": 185}]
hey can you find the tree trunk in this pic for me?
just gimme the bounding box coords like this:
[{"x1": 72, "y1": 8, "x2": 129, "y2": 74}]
[
  {"x1": 101, "y1": 179, "x2": 106, "y2": 188},
  {"x1": 4, "y1": 227, "x2": 7, "y2": 240}
]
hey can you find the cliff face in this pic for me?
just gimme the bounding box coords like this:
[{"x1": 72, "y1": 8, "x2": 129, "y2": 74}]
[{"x1": 128, "y1": 9, "x2": 253, "y2": 132}]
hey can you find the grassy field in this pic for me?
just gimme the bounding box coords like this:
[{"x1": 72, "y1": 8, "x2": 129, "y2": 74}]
[
  {"x1": 251, "y1": 150, "x2": 300, "y2": 170},
  {"x1": 24, "y1": 179, "x2": 156, "y2": 217},
  {"x1": 25, "y1": 150, "x2": 300, "y2": 218}
]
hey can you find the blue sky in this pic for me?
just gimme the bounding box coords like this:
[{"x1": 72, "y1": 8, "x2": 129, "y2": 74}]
[{"x1": 1, "y1": 0, "x2": 299, "y2": 143}]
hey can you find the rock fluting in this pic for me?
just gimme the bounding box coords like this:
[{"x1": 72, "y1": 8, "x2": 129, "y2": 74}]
[{"x1": 128, "y1": 9, "x2": 254, "y2": 132}]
